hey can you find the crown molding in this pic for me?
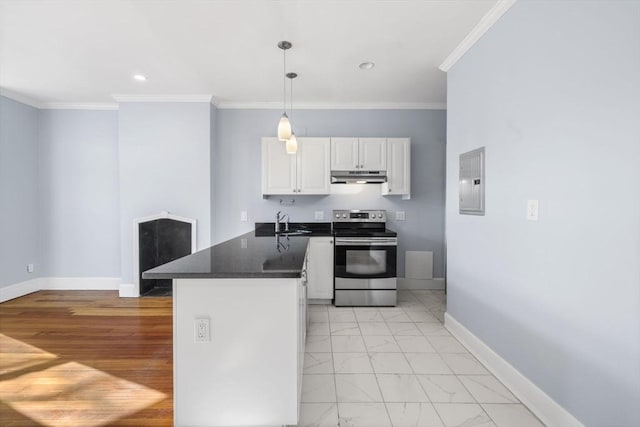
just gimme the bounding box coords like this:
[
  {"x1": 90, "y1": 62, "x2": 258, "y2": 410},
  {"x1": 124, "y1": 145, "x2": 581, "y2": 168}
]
[
  {"x1": 112, "y1": 94, "x2": 213, "y2": 103},
  {"x1": 439, "y1": 0, "x2": 517, "y2": 72},
  {"x1": 0, "y1": 88, "x2": 43, "y2": 108},
  {"x1": 2, "y1": 89, "x2": 444, "y2": 111},
  {"x1": 41, "y1": 102, "x2": 119, "y2": 110},
  {"x1": 215, "y1": 101, "x2": 446, "y2": 110},
  {"x1": 1, "y1": 88, "x2": 119, "y2": 110}
]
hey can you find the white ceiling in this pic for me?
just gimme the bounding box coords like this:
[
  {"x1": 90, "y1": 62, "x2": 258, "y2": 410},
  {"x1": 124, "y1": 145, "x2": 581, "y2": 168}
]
[{"x1": 0, "y1": 0, "x2": 501, "y2": 108}]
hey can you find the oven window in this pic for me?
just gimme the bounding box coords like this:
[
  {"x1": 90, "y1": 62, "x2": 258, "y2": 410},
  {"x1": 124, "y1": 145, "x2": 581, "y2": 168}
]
[{"x1": 346, "y1": 250, "x2": 387, "y2": 275}]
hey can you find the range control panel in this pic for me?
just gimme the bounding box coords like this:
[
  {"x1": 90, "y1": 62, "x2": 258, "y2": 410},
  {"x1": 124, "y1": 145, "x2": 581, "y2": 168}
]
[{"x1": 332, "y1": 210, "x2": 386, "y2": 223}]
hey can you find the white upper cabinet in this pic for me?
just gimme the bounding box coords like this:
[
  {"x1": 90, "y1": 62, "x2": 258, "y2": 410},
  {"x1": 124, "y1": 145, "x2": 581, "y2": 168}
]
[
  {"x1": 297, "y1": 137, "x2": 331, "y2": 194},
  {"x1": 262, "y1": 137, "x2": 296, "y2": 195},
  {"x1": 331, "y1": 138, "x2": 387, "y2": 171},
  {"x1": 330, "y1": 137, "x2": 359, "y2": 170},
  {"x1": 382, "y1": 138, "x2": 411, "y2": 196},
  {"x1": 359, "y1": 138, "x2": 387, "y2": 171},
  {"x1": 262, "y1": 137, "x2": 330, "y2": 195}
]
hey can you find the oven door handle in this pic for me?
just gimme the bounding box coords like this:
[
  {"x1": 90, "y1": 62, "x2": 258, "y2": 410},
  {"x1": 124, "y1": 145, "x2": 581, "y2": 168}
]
[{"x1": 335, "y1": 238, "x2": 398, "y2": 246}]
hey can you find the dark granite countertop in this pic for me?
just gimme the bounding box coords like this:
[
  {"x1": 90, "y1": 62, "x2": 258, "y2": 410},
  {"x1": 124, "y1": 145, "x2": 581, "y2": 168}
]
[{"x1": 142, "y1": 223, "x2": 331, "y2": 279}]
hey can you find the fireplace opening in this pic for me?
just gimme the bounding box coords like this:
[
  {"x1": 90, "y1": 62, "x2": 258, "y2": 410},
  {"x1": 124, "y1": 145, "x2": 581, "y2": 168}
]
[{"x1": 138, "y1": 218, "x2": 192, "y2": 297}]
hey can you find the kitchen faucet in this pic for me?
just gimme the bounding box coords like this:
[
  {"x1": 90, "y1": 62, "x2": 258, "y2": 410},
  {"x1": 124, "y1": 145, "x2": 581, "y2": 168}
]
[{"x1": 275, "y1": 211, "x2": 290, "y2": 233}]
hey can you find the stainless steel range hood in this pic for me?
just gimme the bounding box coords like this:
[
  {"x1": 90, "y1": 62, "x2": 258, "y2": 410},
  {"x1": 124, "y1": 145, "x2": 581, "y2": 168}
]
[{"x1": 331, "y1": 170, "x2": 387, "y2": 184}]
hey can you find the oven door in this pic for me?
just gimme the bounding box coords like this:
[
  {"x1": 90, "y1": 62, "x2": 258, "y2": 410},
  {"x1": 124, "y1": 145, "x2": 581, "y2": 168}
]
[{"x1": 334, "y1": 237, "x2": 397, "y2": 281}]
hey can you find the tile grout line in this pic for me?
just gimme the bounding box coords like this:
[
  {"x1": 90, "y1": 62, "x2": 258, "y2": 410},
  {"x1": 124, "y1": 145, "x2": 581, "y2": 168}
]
[{"x1": 407, "y1": 290, "x2": 451, "y2": 427}]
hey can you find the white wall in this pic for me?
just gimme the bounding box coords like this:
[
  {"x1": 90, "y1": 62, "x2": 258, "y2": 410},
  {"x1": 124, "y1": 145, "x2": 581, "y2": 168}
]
[
  {"x1": 213, "y1": 109, "x2": 447, "y2": 278},
  {"x1": 118, "y1": 102, "x2": 211, "y2": 284},
  {"x1": 39, "y1": 109, "x2": 120, "y2": 277},
  {"x1": 0, "y1": 96, "x2": 40, "y2": 287},
  {"x1": 446, "y1": 1, "x2": 640, "y2": 425}
]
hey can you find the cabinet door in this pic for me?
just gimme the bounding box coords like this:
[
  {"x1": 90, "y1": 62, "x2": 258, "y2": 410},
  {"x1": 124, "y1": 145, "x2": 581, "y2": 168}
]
[
  {"x1": 262, "y1": 137, "x2": 296, "y2": 195},
  {"x1": 383, "y1": 138, "x2": 411, "y2": 196},
  {"x1": 298, "y1": 137, "x2": 330, "y2": 194},
  {"x1": 331, "y1": 138, "x2": 359, "y2": 171},
  {"x1": 359, "y1": 138, "x2": 387, "y2": 170},
  {"x1": 307, "y1": 237, "x2": 334, "y2": 299}
]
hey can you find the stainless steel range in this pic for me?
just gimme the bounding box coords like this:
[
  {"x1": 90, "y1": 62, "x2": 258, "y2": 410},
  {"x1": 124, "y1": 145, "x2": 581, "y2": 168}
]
[{"x1": 333, "y1": 210, "x2": 397, "y2": 307}]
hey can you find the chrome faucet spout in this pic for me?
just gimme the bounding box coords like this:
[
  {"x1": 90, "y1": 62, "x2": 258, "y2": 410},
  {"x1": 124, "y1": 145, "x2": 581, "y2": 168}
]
[
  {"x1": 275, "y1": 211, "x2": 289, "y2": 233},
  {"x1": 275, "y1": 211, "x2": 282, "y2": 233}
]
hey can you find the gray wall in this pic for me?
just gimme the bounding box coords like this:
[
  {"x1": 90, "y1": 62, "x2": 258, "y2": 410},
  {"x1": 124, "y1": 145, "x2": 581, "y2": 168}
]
[
  {"x1": 38, "y1": 109, "x2": 120, "y2": 277},
  {"x1": 213, "y1": 109, "x2": 446, "y2": 277},
  {"x1": 118, "y1": 102, "x2": 212, "y2": 284},
  {"x1": 1, "y1": 98, "x2": 445, "y2": 284},
  {"x1": 446, "y1": 1, "x2": 640, "y2": 425},
  {"x1": 0, "y1": 96, "x2": 40, "y2": 287}
]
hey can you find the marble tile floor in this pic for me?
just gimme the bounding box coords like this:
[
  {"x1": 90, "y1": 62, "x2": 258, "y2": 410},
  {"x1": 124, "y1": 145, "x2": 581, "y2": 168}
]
[{"x1": 299, "y1": 290, "x2": 545, "y2": 427}]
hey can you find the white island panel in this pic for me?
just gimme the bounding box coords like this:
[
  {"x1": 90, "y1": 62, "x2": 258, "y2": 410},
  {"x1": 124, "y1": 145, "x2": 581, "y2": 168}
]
[{"x1": 174, "y1": 277, "x2": 300, "y2": 426}]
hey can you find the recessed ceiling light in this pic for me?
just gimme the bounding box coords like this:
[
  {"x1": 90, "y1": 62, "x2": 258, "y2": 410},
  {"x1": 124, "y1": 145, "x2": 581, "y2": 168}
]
[
  {"x1": 359, "y1": 62, "x2": 375, "y2": 70},
  {"x1": 133, "y1": 74, "x2": 147, "y2": 82}
]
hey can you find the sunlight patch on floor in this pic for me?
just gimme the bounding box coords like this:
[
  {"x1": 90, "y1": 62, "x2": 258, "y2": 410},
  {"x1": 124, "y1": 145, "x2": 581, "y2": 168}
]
[
  {"x1": 0, "y1": 334, "x2": 58, "y2": 375},
  {"x1": 0, "y1": 360, "x2": 166, "y2": 427}
]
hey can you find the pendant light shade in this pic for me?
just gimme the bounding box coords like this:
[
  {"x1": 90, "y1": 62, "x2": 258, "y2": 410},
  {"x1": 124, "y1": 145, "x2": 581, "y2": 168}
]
[
  {"x1": 286, "y1": 133, "x2": 298, "y2": 154},
  {"x1": 278, "y1": 113, "x2": 292, "y2": 141}
]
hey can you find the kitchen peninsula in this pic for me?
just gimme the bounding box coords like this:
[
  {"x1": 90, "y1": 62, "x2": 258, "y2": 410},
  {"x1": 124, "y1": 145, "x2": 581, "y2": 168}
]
[{"x1": 143, "y1": 226, "x2": 328, "y2": 426}]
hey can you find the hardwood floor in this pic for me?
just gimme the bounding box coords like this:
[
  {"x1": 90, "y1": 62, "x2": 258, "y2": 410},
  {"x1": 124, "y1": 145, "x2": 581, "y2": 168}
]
[{"x1": 0, "y1": 291, "x2": 173, "y2": 426}]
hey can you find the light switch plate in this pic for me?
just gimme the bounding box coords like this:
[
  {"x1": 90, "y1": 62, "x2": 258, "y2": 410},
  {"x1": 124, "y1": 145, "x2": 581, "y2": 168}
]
[
  {"x1": 396, "y1": 211, "x2": 406, "y2": 221},
  {"x1": 240, "y1": 211, "x2": 248, "y2": 222},
  {"x1": 314, "y1": 211, "x2": 324, "y2": 220},
  {"x1": 527, "y1": 200, "x2": 539, "y2": 221}
]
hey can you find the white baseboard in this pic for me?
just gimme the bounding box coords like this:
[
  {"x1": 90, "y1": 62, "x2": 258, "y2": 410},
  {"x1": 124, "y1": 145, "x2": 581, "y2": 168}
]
[
  {"x1": 0, "y1": 277, "x2": 121, "y2": 303},
  {"x1": 0, "y1": 278, "x2": 44, "y2": 303},
  {"x1": 43, "y1": 277, "x2": 120, "y2": 290},
  {"x1": 119, "y1": 283, "x2": 139, "y2": 298},
  {"x1": 444, "y1": 313, "x2": 584, "y2": 427},
  {"x1": 398, "y1": 277, "x2": 445, "y2": 290}
]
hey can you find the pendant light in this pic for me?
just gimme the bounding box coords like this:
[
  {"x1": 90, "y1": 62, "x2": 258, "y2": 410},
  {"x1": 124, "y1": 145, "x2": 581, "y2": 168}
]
[
  {"x1": 285, "y1": 72, "x2": 298, "y2": 154},
  {"x1": 277, "y1": 41, "x2": 292, "y2": 141}
]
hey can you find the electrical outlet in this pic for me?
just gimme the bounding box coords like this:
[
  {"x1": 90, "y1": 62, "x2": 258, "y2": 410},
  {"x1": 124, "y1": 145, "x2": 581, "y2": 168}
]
[
  {"x1": 27, "y1": 263, "x2": 34, "y2": 273},
  {"x1": 527, "y1": 200, "x2": 539, "y2": 221},
  {"x1": 194, "y1": 317, "x2": 210, "y2": 343},
  {"x1": 395, "y1": 211, "x2": 406, "y2": 221},
  {"x1": 240, "y1": 211, "x2": 248, "y2": 222},
  {"x1": 314, "y1": 211, "x2": 324, "y2": 220}
]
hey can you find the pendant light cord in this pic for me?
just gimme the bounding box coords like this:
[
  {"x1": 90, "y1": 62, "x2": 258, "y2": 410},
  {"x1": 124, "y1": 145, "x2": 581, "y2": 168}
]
[
  {"x1": 290, "y1": 76, "x2": 293, "y2": 120},
  {"x1": 283, "y1": 48, "x2": 287, "y2": 114}
]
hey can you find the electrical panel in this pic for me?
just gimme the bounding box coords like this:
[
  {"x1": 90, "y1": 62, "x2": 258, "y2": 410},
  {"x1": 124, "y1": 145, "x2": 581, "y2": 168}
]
[{"x1": 459, "y1": 147, "x2": 485, "y2": 215}]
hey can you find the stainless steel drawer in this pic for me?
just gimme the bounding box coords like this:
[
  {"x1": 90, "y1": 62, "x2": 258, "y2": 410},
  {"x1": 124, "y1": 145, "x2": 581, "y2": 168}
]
[{"x1": 334, "y1": 290, "x2": 397, "y2": 307}]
